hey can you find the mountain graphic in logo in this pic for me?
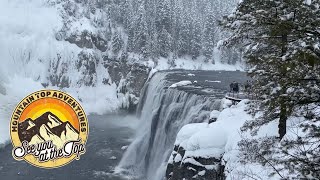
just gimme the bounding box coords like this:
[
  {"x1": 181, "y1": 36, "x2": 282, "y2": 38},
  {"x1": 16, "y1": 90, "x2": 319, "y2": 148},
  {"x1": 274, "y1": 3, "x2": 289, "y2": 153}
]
[
  {"x1": 18, "y1": 112, "x2": 79, "y2": 149},
  {"x1": 10, "y1": 90, "x2": 88, "y2": 168}
]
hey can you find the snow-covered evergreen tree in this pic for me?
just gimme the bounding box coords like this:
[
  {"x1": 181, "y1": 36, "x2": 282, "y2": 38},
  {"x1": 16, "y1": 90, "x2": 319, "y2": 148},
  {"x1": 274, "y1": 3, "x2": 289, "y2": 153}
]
[
  {"x1": 202, "y1": 13, "x2": 216, "y2": 63},
  {"x1": 222, "y1": 0, "x2": 320, "y2": 178},
  {"x1": 112, "y1": 31, "x2": 123, "y2": 55},
  {"x1": 158, "y1": 27, "x2": 172, "y2": 58}
]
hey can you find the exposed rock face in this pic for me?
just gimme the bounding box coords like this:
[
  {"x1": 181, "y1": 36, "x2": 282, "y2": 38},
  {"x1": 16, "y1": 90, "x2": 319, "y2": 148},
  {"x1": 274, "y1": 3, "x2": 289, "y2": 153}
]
[
  {"x1": 75, "y1": 51, "x2": 99, "y2": 86},
  {"x1": 104, "y1": 57, "x2": 150, "y2": 96},
  {"x1": 104, "y1": 56, "x2": 150, "y2": 112},
  {"x1": 65, "y1": 31, "x2": 108, "y2": 52},
  {"x1": 166, "y1": 145, "x2": 225, "y2": 180}
]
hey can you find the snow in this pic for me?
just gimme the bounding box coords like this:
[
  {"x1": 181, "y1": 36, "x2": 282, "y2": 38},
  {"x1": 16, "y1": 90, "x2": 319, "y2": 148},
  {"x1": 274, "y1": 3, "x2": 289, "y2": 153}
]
[
  {"x1": 220, "y1": 98, "x2": 233, "y2": 109},
  {"x1": 183, "y1": 158, "x2": 204, "y2": 167},
  {"x1": 109, "y1": 156, "x2": 117, "y2": 160},
  {"x1": 175, "y1": 123, "x2": 209, "y2": 146},
  {"x1": 174, "y1": 154, "x2": 182, "y2": 163},
  {"x1": 0, "y1": 0, "x2": 125, "y2": 147},
  {"x1": 176, "y1": 98, "x2": 285, "y2": 179},
  {"x1": 209, "y1": 110, "x2": 220, "y2": 119},
  {"x1": 0, "y1": 0, "x2": 62, "y2": 81},
  {"x1": 172, "y1": 99, "x2": 279, "y2": 179},
  {"x1": 153, "y1": 56, "x2": 244, "y2": 71},
  {"x1": 198, "y1": 170, "x2": 206, "y2": 176},
  {"x1": 173, "y1": 100, "x2": 250, "y2": 161},
  {"x1": 169, "y1": 81, "x2": 192, "y2": 88},
  {"x1": 0, "y1": 1, "x2": 113, "y2": 147},
  {"x1": 121, "y1": 146, "x2": 128, "y2": 150},
  {"x1": 0, "y1": 75, "x2": 43, "y2": 146},
  {"x1": 63, "y1": 84, "x2": 120, "y2": 115},
  {"x1": 205, "y1": 80, "x2": 221, "y2": 83}
]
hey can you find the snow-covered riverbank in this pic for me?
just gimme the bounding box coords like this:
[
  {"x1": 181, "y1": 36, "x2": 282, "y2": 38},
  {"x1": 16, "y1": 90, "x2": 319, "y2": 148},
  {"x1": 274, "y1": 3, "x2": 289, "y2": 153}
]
[
  {"x1": 168, "y1": 97, "x2": 320, "y2": 180},
  {"x1": 166, "y1": 99, "x2": 280, "y2": 179}
]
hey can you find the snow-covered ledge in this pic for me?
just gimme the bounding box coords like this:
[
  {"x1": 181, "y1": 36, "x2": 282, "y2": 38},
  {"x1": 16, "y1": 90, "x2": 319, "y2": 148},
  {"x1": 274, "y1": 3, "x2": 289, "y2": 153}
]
[{"x1": 166, "y1": 99, "x2": 252, "y2": 180}]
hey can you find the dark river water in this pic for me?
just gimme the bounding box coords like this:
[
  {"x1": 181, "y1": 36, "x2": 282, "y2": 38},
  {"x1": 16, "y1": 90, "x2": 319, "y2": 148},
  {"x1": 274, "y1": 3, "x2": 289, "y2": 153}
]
[{"x1": 0, "y1": 114, "x2": 138, "y2": 180}]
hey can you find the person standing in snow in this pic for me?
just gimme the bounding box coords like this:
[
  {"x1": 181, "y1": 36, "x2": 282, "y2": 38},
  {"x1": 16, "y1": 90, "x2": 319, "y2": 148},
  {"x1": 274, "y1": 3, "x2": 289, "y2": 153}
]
[
  {"x1": 233, "y1": 81, "x2": 239, "y2": 93},
  {"x1": 244, "y1": 80, "x2": 251, "y2": 93},
  {"x1": 229, "y1": 82, "x2": 234, "y2": 92}
]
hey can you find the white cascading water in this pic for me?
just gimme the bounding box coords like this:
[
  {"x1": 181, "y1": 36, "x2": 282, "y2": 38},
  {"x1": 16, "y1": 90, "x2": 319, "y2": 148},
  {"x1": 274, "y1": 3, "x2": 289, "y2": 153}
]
[{"x1": 117, "y1": 72, "x2": 222, "y2": 180}]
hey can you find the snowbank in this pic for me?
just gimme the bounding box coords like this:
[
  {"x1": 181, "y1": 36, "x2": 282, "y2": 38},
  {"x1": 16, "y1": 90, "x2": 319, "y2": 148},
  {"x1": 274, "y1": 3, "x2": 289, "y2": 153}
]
[
  {"x1": 63, "y1": 84, "x2": 120, "y2": 115},
  {"x1": 173, "y1": 100, "x2": 251, "y2": 161},
  {"x1": 209, "y1": 110, "x2": 220, "y2": 120},
  {"x1": 174, "y1": 123, "x2": 209, "y2": 146},
  {"x1": 169, "y1": 99, "x2": 281, "y2": 179}
]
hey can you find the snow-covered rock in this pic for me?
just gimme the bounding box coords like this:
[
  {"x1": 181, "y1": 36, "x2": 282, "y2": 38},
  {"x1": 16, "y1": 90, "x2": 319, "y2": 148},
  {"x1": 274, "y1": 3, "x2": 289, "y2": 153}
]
[
  {"x1": 109, "y1": 156, "x2": 117, "y2": 160},
  {"x1": 166, "y1": 100, "x2": 251, "y2": 180},
  {"x1": 209, "y1": 110, "x2": 220, "y2": 123},
  {"x1": 121, "y1": 146, "x2": 128, "y2": 150},
  {"x1": 169, "y1": 81, "x2": 192, "y2": 88}
]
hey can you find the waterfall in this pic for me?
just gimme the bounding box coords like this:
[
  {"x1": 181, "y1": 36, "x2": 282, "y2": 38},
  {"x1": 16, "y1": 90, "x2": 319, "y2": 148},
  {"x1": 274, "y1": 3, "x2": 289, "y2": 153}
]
[{"x1": 117, "y1": 72, "x2": 222, "y2": 180}]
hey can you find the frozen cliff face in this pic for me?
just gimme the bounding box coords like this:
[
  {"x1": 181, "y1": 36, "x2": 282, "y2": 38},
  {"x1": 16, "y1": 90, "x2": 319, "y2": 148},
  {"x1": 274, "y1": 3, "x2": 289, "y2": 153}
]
[
  {"x1": 42, "y1": 0, "x2": 151, "y2": 109},
  {"x1": 0, "y1": 0, "x2": 149, "y2": 147},
  {"x1": 45, "y1": 0, "x2": 113, "y2": 88},
  {"x1": 0, "y1": 0, "x2": 150, "y2": 114}
]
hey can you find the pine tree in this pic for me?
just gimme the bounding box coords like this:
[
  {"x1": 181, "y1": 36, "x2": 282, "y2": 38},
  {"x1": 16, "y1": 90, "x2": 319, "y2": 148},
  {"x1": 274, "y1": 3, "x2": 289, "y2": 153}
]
[
  {"x1": 202, "y1": 13, "x2": 216, "y2": 63},
  {"x1": 111, "y1": 32, "x2": 123, "y2": 55},
  {"x1": 190, "y1": 21, "x2": 202, "y2": 60},
  {"x1": 156, "y1": 0, "x2": 171, "y2": 31},
  {"x1": 222, "y1": 0, "x2": 320, "y2": 139},
  {"x1": 158, "y1": 27, "x2": 172, "y2": 58},
  {"x1": 222, "y1": 0, "x2": 320, "y2": 178},
  {"x1": 132, "y1": 0, "x2": 150, "y2": 58},
  {"x1": 177, "y1": 19, "x2": 191, "y2": 56}
]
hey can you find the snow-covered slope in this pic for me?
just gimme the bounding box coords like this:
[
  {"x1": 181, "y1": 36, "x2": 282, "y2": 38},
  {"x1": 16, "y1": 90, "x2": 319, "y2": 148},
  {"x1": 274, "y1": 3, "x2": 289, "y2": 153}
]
[
  {"x1": 0, "y1": 76, "x2": 43, "y2": 146},
  {"x1": 0, "y1": 0, "x2": 119, "y2": 146},
  {"x1": 166, "y1": 100, "x2": 278, "y2": 179},
  {"x1": 167, "y1": 98, "x2": 319, "y2": 179},
  {"x1": 0, "y1": 0, "x2": 61, "y2": 80}
]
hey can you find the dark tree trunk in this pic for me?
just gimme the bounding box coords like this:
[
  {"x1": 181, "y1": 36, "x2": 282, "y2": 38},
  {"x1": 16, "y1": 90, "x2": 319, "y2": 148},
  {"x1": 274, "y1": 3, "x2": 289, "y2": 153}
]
[
  {"x1": 278, "y1": 100, "x2": 287, "y2": 139},
  {"x1": 279, "y1": 34, "x2": 288, "y2": 140}
]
